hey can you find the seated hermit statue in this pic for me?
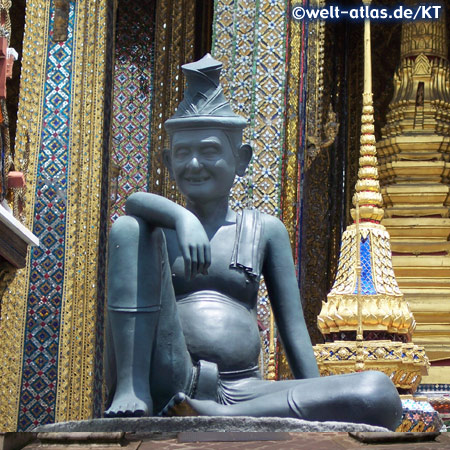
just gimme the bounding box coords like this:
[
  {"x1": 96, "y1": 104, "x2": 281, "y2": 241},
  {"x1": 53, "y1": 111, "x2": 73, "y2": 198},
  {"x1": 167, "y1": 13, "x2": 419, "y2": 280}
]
[{"x1": 104, "y1": 54, "x2": 402, "y2": 430}]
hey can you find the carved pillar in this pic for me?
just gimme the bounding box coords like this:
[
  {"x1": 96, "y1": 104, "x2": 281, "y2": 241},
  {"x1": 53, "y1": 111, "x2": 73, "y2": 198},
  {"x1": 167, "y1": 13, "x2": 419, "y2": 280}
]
[{"x1": 377, "y1": 8, "x2": 450, "y2": 383}]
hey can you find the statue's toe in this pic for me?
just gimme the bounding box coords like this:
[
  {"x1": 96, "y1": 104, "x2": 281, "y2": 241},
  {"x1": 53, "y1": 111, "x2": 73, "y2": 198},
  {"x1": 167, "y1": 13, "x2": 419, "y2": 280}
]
[
  {"x1": 160, "y1": 392, "x2": 199, "y2": 417},
  {"x1": 174, "y1": 392, "x2": 187, "y2": 404},
  {"x1": 104, "y1": 398, "x2": 150, "y2": 418}
]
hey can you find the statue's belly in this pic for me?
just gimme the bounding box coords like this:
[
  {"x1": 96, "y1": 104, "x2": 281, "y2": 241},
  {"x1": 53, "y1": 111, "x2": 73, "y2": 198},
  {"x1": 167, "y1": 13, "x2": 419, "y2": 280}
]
[{"x1": 177, "y1": 291, "x2": 261, "y2": 372}]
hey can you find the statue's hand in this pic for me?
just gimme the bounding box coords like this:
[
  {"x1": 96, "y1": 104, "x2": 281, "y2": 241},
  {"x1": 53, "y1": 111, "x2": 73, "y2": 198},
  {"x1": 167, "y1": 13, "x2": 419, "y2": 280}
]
[{"x1": 175, "y1": 214, "x2": 211, "y2": 280}]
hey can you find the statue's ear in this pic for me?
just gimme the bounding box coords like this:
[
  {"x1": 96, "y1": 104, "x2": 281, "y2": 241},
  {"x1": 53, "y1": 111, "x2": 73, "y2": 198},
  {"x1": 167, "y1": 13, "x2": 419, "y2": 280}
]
[
  {"x1": 163, "y1": 149, "x2": 174, "y2": 179},
  {"x1": 236, "y1": 144, "x2": 252, "y2": 176}
]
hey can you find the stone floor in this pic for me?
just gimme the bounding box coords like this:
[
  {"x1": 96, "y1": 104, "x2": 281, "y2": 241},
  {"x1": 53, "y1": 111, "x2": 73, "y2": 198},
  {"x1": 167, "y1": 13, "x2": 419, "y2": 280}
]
[
  {"x1": 135, "y1": 432, "x2": 450, "y2": 450},
  {"x1": 19, "y1": 432, "x2": 450, "y2": 450}
]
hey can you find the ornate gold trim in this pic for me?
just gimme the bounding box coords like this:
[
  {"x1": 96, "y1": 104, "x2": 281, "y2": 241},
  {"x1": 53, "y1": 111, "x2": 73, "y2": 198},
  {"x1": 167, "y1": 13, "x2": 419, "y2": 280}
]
[
  {"x1": 55, "y1": 0, "x2": 109, "y2": 422},
  {"x1": 0, "y1": 0, "x2": 51, "y2": 431},
  {"x1": 281, "y1": 12, "x2": 302, "y2": 252},
  {"x1": 314, "y1": 340, "x2": 429, "y2": 392}
]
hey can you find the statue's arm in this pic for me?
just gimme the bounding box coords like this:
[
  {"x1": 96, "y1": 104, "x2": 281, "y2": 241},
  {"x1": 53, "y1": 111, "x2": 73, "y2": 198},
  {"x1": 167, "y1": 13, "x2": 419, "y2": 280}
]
[
  {"x1": 125, "y1": 192, "x2": 210, "y2": 279},
  {"x1": 262, "y1": 215, "x2": 320, "y2": 379}
]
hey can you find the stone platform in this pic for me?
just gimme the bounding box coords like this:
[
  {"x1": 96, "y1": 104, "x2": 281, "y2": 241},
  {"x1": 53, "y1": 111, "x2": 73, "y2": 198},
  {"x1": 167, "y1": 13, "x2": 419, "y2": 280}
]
[{"x1": 35, "y1": 416, "x2": 389, "y2": 434}]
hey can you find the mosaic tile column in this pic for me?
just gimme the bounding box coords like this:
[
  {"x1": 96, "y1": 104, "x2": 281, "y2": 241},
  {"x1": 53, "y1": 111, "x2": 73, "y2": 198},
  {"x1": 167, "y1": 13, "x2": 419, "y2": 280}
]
[
  {"x1": 109, "y1": 0, "x2": 156, "y2": 222},
  {"x1": 0, "y1": 0, "x2": 111, "y2": 431}
]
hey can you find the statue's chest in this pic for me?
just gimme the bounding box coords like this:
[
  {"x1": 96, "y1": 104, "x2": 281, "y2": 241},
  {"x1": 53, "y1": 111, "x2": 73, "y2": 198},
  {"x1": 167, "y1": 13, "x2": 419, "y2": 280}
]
[{"x1": 164, "y1": 225, "x2": 260, "y2": 303}]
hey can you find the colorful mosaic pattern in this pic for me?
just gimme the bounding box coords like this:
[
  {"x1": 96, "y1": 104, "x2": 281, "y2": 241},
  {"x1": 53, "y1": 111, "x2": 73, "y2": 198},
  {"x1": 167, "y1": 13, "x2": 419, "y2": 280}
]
[
  {"x1": 92, "y1": 0, "x2": 115, "y2": 419},
  {"x1": 16, "y1": 3, "x2": 74, "y2": 431},
  {"x1": 397, "y1": 398, "x2": 444, "y2": 432},
  {"x1": 0, "y1": 0, "x2": 109, "y2": 429},
  {"x1": 330, "y1": 225, "x2": 403, "y2": 297},
  {"x1": 0, "y1": 0, "x2": 51, "y2": 432},
  {"x1": 418, "y1": 384, "x2": 450, "y2": 393},
  {"x1": 109, "y1": 0, "x2": 155, "y2": 221},
  {"x1": 353, "y1": 236, "x2": 376, "y2": 295},
  {"x1": 55, "y1": 0, "x2": 109, "y2": 423}
]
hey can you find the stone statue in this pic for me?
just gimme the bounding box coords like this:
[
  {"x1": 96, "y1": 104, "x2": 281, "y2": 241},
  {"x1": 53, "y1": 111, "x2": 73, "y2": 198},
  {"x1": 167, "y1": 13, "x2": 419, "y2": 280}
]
[{"x1": 104, "y1": 54, "x2": 403, "y2": 430}]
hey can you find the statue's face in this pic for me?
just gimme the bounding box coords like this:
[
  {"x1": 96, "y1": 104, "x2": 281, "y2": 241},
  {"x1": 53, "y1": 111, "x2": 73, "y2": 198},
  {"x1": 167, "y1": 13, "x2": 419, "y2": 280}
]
[{"x1": 169, "y1": 129, "x2": 238, "y2": 203}]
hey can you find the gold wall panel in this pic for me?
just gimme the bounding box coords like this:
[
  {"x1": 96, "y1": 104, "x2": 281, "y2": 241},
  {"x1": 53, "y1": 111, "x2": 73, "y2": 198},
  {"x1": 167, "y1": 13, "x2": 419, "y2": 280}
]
[
  {"x1": 55, "y1": 0, "x2": 109, "y2": 422},
  {"x1": 0, "y1": 0, "x2": 51, "y2": 431}
]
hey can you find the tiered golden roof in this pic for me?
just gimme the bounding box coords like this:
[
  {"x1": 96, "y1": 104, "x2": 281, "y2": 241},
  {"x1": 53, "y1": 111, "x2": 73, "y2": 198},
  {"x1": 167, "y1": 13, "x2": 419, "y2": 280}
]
[{"x1": 313, "y1": 3, "x2": 429, "y2": 393}]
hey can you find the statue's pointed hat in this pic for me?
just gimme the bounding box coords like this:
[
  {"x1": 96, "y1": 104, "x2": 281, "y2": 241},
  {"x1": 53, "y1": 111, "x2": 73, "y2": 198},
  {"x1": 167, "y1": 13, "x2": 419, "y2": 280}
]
[{"x1": 164, "y1": 54, "x2": 247, "y2": 132}]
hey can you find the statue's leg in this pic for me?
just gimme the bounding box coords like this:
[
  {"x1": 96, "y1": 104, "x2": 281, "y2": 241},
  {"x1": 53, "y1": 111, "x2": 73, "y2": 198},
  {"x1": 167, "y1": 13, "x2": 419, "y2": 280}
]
[
  {"x1": 149, "y1": 235, "x2": 196, "y2": 414},
  {"x1": 164, "y1": 371, "x2": 402, "y2": 430},
  {"x1": 285, "y1": 371, "x2": 403, "y2": 430},
  {"x1": 105, "y1": 215, "x2": 164, "y2": 417},
  {"x1": 105, "y1": 215, "x2": 194, "y2": 417}
]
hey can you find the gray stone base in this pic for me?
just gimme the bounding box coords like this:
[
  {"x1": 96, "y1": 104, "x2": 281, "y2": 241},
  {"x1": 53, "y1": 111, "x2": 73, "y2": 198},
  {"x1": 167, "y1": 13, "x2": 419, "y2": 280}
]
[
  {"x1": 0, "y1": 432, "x2": 36, "y2": 450},
  {"x1": 34, "y1": 416, "x2": 389, "y2": 434}
]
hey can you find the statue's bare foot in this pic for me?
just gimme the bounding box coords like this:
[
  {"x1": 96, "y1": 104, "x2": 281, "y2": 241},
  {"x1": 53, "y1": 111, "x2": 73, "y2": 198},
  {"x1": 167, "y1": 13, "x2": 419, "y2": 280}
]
[
  {"x1": 104, "y1": 394, "x2": 151, "y2": 418},
  {"x1": 161, "y1": 392, "x2": 228, "y2": 417}
]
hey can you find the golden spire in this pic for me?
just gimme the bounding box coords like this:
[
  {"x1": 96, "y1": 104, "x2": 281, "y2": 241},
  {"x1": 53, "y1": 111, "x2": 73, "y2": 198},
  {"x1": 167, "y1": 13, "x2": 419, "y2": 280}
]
[
  {"x1": 351, "y1": 1, "x2": 383, "y2": 224},
  {"x1": 314, "y1": 0, "x2": 429, "y2": 393}
]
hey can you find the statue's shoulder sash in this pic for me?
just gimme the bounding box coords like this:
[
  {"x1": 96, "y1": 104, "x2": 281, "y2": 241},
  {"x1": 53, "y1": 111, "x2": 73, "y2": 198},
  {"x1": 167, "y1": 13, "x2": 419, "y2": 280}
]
[{"x1": 230, "y1": 209, "x2": 264, "y2": 280}]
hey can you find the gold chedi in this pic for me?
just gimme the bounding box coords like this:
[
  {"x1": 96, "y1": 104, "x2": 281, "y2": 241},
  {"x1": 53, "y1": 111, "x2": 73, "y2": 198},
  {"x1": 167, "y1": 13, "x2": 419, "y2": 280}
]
[{"x1": 314, "y1": 3, "x2": 429, "y2": 393}]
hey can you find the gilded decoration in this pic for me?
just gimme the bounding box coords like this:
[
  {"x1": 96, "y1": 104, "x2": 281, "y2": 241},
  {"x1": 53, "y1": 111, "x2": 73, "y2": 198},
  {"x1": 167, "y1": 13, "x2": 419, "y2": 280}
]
[
  {"x1": 299, "y1": 0, "x2": 341, "y2": 350},
  {"x1": 314, "y1": 340, "x2": 428, "y2": 392},
  {"x1": 280, "y1": 11, "x2": 302, "y2": 255},
  {"x1": 0, "y1": 0, "x2": 50, "y2": 431},
  {"x1": 278, "y1": 0, "x2": 304, "y2": 366},
  {"x1": 377, "y1": 6, "x2": 450, "y2": 369},
  {"x1": 56, "y1": 0, "x2": 109, "y2": 424}
]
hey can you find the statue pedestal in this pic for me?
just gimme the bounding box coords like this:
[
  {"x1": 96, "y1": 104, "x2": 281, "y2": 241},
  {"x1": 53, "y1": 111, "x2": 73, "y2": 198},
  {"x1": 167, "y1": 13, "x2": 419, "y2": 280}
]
[{"x1": 34, "y1": 416, "x2": 389, "y2": 434}]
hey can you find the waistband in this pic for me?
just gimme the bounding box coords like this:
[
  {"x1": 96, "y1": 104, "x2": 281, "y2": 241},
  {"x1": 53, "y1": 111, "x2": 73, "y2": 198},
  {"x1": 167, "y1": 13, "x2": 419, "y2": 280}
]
[
  {"x1": 176, "y1": 290, "x2": 251, "y2": 313},
  {"x1": 219, "y1": 365, "x2": 262, "y2": 381}
]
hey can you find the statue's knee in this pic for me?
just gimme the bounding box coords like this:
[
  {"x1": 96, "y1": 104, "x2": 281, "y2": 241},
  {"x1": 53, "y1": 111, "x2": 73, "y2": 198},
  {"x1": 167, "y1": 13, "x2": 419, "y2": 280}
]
[
  {"x1": 108, "y1": 215, "x2": 165, "y2": 312},
  {"x1": 110, "y1": 215, "x2": 143, "y2": 241},
  {"x1": 353, "y1": 371, "x2": 402, "y2": 429},
  {"x1": 358, "y1": 370, "x2": 397, "y2": 396},
  {"x1": 110, "y1": 215, "x2": 164, "y2": 248}
]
